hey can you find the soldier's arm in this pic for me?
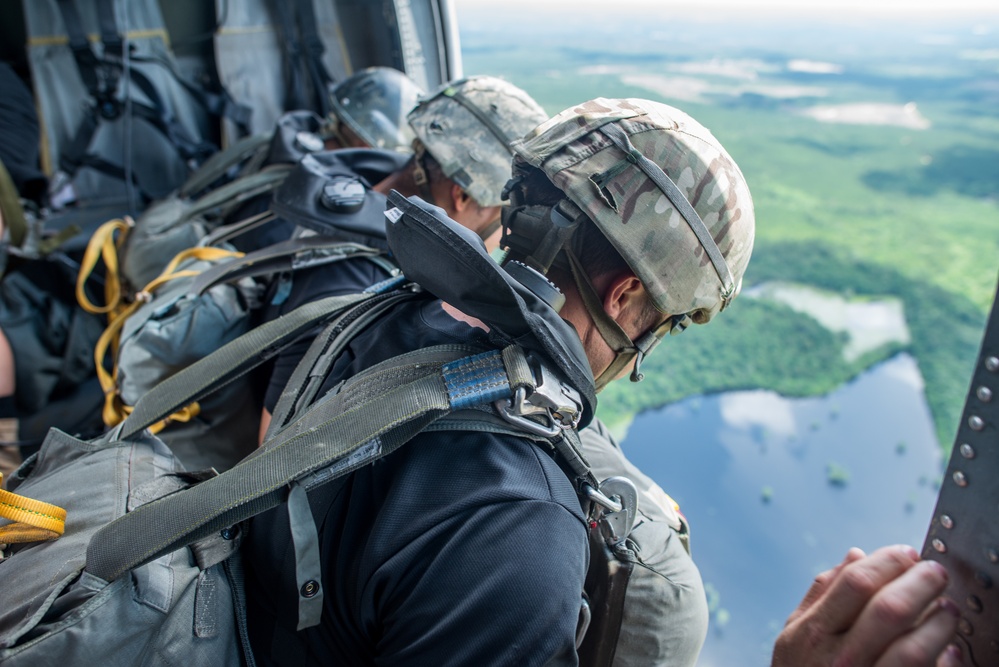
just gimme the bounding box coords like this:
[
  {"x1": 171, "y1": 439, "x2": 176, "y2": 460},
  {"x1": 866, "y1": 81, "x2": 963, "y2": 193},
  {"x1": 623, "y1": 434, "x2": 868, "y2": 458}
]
[{"x1": 772, "y1": 545, "x2": 961, "y2": 666}]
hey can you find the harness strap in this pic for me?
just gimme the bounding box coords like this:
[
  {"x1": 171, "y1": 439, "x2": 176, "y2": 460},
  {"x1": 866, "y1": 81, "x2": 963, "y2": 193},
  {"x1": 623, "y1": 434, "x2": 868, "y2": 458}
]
[
  {"x1": 55, "y1": 0, "x2": 121, "y2": 117},
  {"x1": 183, "y1": 164, "x2": 293, "y2": 222},
  {"x1": 85, "y1": 343, "x2": 508, "y2": 580},
  {"x1": 179, "y1": 132, "x2": 273, "y2": 199},
  {"x1": 294, "y1": 0, "x2": 334, "y2": 116},
  {"x1": 265, "y1": 284, "x2": 418, "y2": 439},
  {"x1": 273, "y1": 0, "x2": 309, "y2": 113}
]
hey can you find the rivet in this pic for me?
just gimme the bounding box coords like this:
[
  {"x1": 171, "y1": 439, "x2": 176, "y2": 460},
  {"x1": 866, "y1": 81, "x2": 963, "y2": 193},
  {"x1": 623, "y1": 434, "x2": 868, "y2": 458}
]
[
  {"x1": 941, "y1": 515, "x2": 955, "y2": 529},
  {"x1": 959, "y1": 618, "x2": 974, "y2": 636},
  {"x1": 978, "y1": 386, "x2": 994, "y2": 402},
  {"x1": 933, "y1": 538, "x2": 947, "y2": 553},
  {"x1": 988, "y1": 548, "x2": 999, "y2": 564},
  {"x1": 986, "y1": 356, "x2": 999, "y2": 372},
  {"x1": 954, "y1": 471, "x2": 969, "y2": 487},
  {"x1": 969, "y1": 415, "x2": 986, "y2": 431},
  {"x1": 960, "y1": 443, "x2": 976, "y2": 459},
  {"x1": 967, "y1": 595, "x2": 983, "y2": 613},
  {"x1": 300, "y1": 580, "x2": 321, "y2": 598},
  {"x1": 976, "y1": 571, "x2": 993, "y2": 589}
]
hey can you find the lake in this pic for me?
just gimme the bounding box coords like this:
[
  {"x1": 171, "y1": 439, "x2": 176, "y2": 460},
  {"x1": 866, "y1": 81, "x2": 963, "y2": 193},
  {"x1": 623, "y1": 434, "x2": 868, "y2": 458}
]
[{"x1": 620, "y1": 353, "x2": 944, "y2": 667}]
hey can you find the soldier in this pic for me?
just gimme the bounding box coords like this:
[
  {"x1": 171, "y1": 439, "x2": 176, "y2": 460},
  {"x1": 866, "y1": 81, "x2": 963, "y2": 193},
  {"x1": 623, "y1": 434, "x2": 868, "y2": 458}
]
[
  {"x1": 257, "y1": 75, "x2": 549, "y2": 437},
  {"x1": 325, "y1": 66, "x2": 425, "y2": 152},
  {"x1": 260, "y1": 78, "x2": 714, "y2": 665},
  {"x1": 245, "y1": 98, "x2": 959, "y2": 665}
]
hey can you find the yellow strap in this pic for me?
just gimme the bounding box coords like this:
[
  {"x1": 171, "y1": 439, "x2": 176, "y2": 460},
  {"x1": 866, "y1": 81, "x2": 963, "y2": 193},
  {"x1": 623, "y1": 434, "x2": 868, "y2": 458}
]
[
  {"x1": 95, "y1": 245, "x2": 242, "y2": 429},
  {"x1": 116, "y1": 401, "x2": 202, "y2": 435},
  {"x1": 76, "y1": 218, "x2": 133, "y2": 318},
  {"x1": 0, "y1": 472, "x2": 67, "y2": 544}
]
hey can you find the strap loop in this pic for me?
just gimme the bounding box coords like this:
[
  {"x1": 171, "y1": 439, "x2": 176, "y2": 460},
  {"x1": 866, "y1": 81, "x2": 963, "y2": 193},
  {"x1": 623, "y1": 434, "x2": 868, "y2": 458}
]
[{"x1": 0, "y1": 472, "x2": 68, "y2": 544}]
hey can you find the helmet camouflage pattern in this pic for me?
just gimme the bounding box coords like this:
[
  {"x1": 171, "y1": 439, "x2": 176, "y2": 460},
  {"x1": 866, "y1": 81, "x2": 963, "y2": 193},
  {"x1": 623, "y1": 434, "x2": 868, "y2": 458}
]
[
  {"x1": 510, "y1": 98, "x2": 755, "y2": 325},
  {"x1": 329, "y1": 67, "x2": 424, "y2": 151},
  {"x1": 407, "y1": 76, "x2": 548, "y2": 207}
]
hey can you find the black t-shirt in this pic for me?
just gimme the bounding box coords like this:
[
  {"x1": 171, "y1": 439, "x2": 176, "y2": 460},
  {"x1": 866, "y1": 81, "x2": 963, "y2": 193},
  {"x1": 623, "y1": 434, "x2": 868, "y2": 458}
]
[
  {"x1": 245, "y1": 299, "x2": 589, "y2": 666},
  {"x1": 261, "y1": 255, "x2": 391, "y2": 412}
]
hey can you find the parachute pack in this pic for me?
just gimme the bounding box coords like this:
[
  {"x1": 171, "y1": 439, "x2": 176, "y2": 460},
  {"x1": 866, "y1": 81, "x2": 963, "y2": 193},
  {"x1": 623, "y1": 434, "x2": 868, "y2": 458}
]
[
  {"x1": 72, "y1": 120, "x2": 404, "y2": 471},
  {"x1": 0, "y1": 194, "x2": 639, "y2": 665}
]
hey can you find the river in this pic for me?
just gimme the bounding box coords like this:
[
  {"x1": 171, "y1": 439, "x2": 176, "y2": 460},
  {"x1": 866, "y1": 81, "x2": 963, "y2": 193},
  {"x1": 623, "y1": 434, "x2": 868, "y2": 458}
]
[{"x1": 620, "y1": 353, "x2": 944, "y2": 667}]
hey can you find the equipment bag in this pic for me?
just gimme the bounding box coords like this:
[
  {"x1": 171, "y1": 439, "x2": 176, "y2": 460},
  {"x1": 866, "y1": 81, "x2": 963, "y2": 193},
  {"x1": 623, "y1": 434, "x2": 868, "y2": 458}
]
[
  {"x1": 92, "y1": 236, "x2": 395, "y2": 472},
  {"x1": 0, "y1": 288, "x2": 379, "y2": 666}
]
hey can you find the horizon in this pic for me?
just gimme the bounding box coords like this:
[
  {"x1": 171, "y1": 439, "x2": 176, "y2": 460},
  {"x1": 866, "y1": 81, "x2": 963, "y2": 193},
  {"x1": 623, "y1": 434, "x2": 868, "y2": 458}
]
[{"x1": 455, "y1": 0, "x2": 999, "y2": 18}]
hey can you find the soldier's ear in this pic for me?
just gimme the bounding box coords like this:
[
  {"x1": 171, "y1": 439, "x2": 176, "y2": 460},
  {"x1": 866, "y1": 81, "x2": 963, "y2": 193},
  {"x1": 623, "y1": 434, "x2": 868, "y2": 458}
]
[
  {"x1": 451, "y1": 183, "x2": 472, "y2": 212},
  {"x1": 602, "y1": 273, "x2": 645, "y2": 322}
]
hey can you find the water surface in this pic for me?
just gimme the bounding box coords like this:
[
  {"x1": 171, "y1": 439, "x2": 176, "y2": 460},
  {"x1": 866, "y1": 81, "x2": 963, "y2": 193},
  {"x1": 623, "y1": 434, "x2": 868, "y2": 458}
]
[{"x1": 621, "y1": 354, "x2": 943, "y2": 667}]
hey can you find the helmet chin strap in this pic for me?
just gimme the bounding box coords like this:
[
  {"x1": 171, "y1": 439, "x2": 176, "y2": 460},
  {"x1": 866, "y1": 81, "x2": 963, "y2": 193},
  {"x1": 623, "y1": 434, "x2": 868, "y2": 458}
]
[
  {"x1": 411, "y1": 142, "x2": 436, "y2": 204},
  {"x1": 565, "y1": 250, "x2": 679, "y2": 392}
]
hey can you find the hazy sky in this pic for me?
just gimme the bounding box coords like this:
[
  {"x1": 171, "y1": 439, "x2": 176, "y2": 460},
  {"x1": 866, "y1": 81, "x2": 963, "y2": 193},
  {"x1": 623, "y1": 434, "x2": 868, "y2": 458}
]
[{"x1": 456, "y1": 0, "x2": 999, "y2": 14}]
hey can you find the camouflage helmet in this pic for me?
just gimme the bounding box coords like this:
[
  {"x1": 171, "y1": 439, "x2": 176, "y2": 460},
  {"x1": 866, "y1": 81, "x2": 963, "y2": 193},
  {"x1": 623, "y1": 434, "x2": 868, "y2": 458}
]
[
  {"x1": 510, "y1": 98, "x2": 755, "y2": 326},
  {"x1": 329, "y1": 67, "x2": 424, "y2": 152},
  {"x1": 407, "y1": 76, "x2": 548, "y2": 207}
]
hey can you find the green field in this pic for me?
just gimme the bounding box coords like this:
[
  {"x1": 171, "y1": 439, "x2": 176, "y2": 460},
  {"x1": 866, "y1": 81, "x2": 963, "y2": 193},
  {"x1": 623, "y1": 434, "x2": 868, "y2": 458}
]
[{"x1": 458, "y1": 6, "x2": 999, "y2": 449}]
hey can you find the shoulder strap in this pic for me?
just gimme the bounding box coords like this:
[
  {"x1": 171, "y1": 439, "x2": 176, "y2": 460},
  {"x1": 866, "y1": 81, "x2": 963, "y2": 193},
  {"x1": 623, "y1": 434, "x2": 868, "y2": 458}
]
[
  {"x1": 293, "y1": 0, "x2": 333, "y2": 116},
  {"x1": 187, "y1": 237, "x2": 393, "y2": 297},
  {"x1": 264, "y1": 286, "x2": 422, "y2": 438},
  {"x1": 179, "y1": 132, "x2": 273, "y2": 199},
  {"x1": 183, "y1": 164, "x2": 293, "y2": 222}
]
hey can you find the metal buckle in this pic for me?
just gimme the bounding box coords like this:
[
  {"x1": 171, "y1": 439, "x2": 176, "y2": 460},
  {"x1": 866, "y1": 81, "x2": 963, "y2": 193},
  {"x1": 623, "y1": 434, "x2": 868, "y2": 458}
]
[
  {"x1": 585, "y1": 477, "x2": 639, "y2": 547},
  {"x1": 495, "y1": 357, "x2": 583, "y2": 438}
]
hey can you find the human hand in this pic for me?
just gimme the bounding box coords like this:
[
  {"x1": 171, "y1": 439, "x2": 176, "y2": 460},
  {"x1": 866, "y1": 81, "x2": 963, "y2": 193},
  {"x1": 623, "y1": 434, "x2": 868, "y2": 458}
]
[{"x1": 772, "y1": 545, "x2": 962, "y2": 667}]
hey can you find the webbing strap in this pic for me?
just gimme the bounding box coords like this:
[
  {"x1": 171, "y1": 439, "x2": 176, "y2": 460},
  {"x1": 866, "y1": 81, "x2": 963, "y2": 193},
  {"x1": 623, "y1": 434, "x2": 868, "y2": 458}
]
[
  {"x1": 179, "y1": 133, "x2": 272, "y2": 198},
  {"x1": 76, "y1": 217, "x2": 132, "y2": 318},
  {"x1": 294, "y1": 0, "x2": 333, "y2": 116},
  {"x1": 117, "y1": 290, "x2": 372, "y2": 440},
  {"x1": 599, "y1": 123, "x2": 735, "y2": 304},
  {"x1": 443, "y1": 351, "x2": 512, "y2": 410},
  {"x1": 187, "y1": 239, "x2": 386, "y2": 297},
  {"x1": 184, "y1": 165, "x2": 292, "y2": 222},
  {"x1": 198, "y1": 210, "x2": 277, "y2": 249},
  {"x1": 441, "y1": 87, "x2": 515, "y2": 154},
  {"x1": 55, "y1": 0, "x2": 120, "y2": 112},
  {"x1": 86, "y1": 346, "x2": 520, "y2": 581},
  {"x1": 0, "y1": 472, "x2": 67, "y2": 544},
  {"x1": 265, "y1": 290, "x2": 422, "y2": 438},
  {"x1": 272, "y1": 0, "x2": 308, "y2": 112}
]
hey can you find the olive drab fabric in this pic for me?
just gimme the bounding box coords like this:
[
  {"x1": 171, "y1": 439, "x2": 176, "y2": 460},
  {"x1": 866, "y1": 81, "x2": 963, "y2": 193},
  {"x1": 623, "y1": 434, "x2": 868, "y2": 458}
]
[
  {"x1": 23, "y1": 0, "x2": 219, "y2": 209},
  {"x1": 511, "y1": 99, "x2": 756, "y2": 326},
  {"x1": 329, "y1": 67, "x2": 424, "y2": 152},
  {"x1": 407, "y1": 76, "x2": 549, "y2": 207}
]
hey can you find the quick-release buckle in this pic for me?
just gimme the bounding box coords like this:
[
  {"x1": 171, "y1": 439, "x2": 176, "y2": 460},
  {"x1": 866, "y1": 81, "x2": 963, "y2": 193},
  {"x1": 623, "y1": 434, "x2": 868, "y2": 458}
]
[{"x1": 496, "y1": 357, "x2": 583, "y2": 438}]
